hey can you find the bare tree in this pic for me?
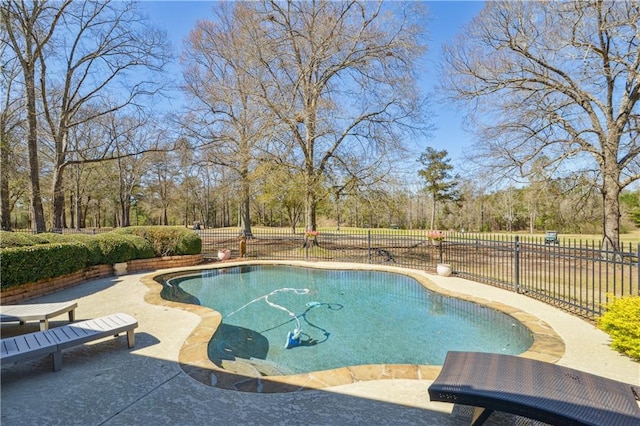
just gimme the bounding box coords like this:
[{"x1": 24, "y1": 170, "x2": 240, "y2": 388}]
[
  {"x1": 42, "y1": 0, "x2": 170, "y2": 229},
  {"x1": 2, "y1": 0, "x2": 170, "y2": 231},
  {"x1": 246, "y1": 0, "x2": 429, "y2": 231},
  {"x1": 181, "y1": 3, "x2": 272, "y2": 237},
  {"x1": 2, "y1": 0, "x2": 70, "y2": 231},
  {"x1": 0, "y1": 44, "x2": 25, "y2": 230},
  {"x1": 143, "y1": 148, "x2": 180, "y2": 226},
  {"x1": 109, "y1": 117, "x2": 152, "y2": 227},
  {"x1": 441, "y1": 1, "x2": 640, "y2": 250}
]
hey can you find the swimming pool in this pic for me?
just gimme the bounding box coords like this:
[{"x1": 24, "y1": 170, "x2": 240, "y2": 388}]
[{"x1": 161, "y1": 265, "x2": 533, "y2": 377}]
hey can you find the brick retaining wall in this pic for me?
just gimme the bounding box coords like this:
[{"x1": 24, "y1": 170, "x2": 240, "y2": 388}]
[
  {"x1": 1, "y1": 254, "x2": 203, "y2": 304},
  {"x1": 126, "y1": 254, "x2": 203, "y2": 273}
]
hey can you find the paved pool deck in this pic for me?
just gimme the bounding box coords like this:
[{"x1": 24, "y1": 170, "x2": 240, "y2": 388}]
[{"x1": 1, "y1": 261, "x2": 638, "y2": 425}]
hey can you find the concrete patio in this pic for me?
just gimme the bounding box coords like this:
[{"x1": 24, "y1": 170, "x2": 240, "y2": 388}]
[{"x1": 1, "y1": 262, "x2": 638, "y2": 425}]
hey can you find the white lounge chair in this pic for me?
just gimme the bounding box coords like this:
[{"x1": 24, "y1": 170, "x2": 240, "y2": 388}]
[
  {"x1": 0, "y1": 301, "x2": 78, "y2": 330},
  {"x1": 0, "y1": 313, "x2": 137, "y2": 372}
]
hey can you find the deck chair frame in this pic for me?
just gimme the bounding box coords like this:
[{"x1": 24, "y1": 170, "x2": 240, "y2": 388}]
[
  {"x1": 1, "y1": 301, "x2": 78, "y2": 330},
  {"x1": 428, "y1": 351, "x2": 640, "y2": 426},
  {"x1": 1, "y1": 313, "x2": 137, "y2": 372}
]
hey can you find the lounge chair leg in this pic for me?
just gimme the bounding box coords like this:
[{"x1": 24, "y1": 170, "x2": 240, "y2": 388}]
[
  {"x1": 40, "y1": 319, "x2": 48, "y2": 331},
  {"x1": 52, "y1": 350, "x2": 62, "y2": 372},
  {"x1": 68, "y1": 309, "x2": 75, "y2": 322},
  {"x1": 471, "y1": 407, "x2": 492, "y2": 426},
  {"x1": 126, "y1": 329, "x2": 135, "y2": 348}
]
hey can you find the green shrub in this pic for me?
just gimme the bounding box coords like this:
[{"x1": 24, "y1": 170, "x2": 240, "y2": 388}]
[
  {"x1": 175, "y1": 230, "x2": 202, "y2": 255},
  {"x1": 34, "y1": 232, "x2": 67, "y2": 243},
  {"x1": 17, "y1": 232, "x2": 107, "y2": 266},
  {"x1": 94, "y1": 234, "x2": 137, "y2": 264},
  {"x1": 57, "y1": 234, "x2": 104, "y2": 266},
  {"x1": 117, "y1": 234, "x2": 155, "y2": 260},
  {"x1": 0, "y1": 227, "x2": 196, "y2": 288},
  {"x1": 0, "y1": 231, "x2": 38, "y2": 248},
  {"x1": 0, "y1": 242, "x2": 88, "y2": 289},
  {"x1": 597, "y1": 296, "x2": 640, "y2": 361},
  {"x1": 112, "y1": 226, "x2": 201, "y2": 256},
  {"x1": 0, "y1": 230, "x2": 65, "y2": 247},
  {"x1": 21, "y1": 233, "x2": 54, "y2": 245}
]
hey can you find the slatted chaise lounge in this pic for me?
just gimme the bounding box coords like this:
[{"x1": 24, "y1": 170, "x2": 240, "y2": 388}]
[
  {"x1": 1, "y1": 313, "x2": 137, "y2": 372},
  {"x1": 1, "y1": 301, "x2": 78, "y2": 330},
  {"x1": 428, "y1": 351, "x2": 640, "y2": 426}
]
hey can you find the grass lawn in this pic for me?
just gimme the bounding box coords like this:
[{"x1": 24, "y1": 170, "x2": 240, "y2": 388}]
[{"x1": 205, "y1": 225, "x2": 640, "y2": 245}]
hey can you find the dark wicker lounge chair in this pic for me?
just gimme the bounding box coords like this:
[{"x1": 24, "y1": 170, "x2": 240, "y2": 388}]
[{"x1": 428, "y1": 351, "x2": 640, "y2": 426}]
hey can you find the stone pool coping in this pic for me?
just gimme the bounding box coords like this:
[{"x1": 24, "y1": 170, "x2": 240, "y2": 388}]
[{"x1": 141, "y1": 260, "x2": 565, "y2": 393}]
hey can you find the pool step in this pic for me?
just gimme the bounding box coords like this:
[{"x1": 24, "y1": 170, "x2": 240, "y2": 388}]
[
  {"x1": 220, "y1": 359, "x2": 262, "y2": 377},
  {"x1": 220, "y1": 357, "x2": 293, "y2": 377},
  {"x1": 248, "y1": 357, "x2": 294, "y2": 376}
]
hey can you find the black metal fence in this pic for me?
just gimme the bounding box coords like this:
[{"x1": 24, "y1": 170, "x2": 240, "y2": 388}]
[
  {"x1": 8, "y1": 226, "x2": 639, "y2": 319},
  {"x1": 198, "y1": 228, "x2": 639, "y2": 320}
]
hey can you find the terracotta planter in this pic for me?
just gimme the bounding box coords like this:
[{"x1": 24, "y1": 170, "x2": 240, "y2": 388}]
[{"x1": 436, "y1": 263, "x2": 452, "y2": 277}]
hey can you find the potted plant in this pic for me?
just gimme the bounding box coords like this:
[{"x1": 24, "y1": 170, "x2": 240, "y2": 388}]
[{"x1": 427, "y1": 230, "x2": 446, "y2": 246}]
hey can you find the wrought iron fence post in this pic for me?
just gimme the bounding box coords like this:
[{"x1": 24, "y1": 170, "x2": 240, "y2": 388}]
[
  {"x1": 368, "y1": 230, "x2": 372, "y2": 264},
  {"x1": 514, "y1": 235, "x2": 520, "y2": 293},
  {"x1": 439, "y1": 240, "x2": 443, "y2": 264},
  {"x1": 637, "y1": 243, "x2": 640, "y2": 296}
]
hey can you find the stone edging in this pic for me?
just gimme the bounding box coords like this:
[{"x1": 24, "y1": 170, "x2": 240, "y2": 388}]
[{"x1": 141, "y1": 260, "x2": 565, "y2": 393}]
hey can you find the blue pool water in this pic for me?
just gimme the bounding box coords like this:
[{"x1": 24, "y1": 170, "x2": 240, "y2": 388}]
[{"x1": 162, "y1": 265, "x2": 533, "y2": 375}]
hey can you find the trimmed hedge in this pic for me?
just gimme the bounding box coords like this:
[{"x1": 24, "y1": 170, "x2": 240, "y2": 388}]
[
  {"x1": 0, "y1": 227, "x2": 199, "y2": 289},
  {"x1": 0, "y1": 231, "x2": 55, "y2": 247},
  {"x1": 122, "y1": 234, "x2": 156, "y2": 260},
  {"x1": 1, "y1": 242, "x2": 88, "y2": 288},
  {"x1": 597, "y1": 296, "x2": 640, "y2": 361},
  {"x1": 48, "y1": 233, "x2": 109, "y2": 266},
  {"x1": 111, "y1": 226, "x2": 201, "y2": 256}
]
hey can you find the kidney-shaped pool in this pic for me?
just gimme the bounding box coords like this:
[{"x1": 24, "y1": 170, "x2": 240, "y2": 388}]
[{"x1": 159, "y1": 265, "x2": 533, "y2": 377}]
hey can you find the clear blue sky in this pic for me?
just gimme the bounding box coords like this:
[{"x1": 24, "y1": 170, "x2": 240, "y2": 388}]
[{"x1": 140, "y1": 1, "x2": 485, "y2": 168}]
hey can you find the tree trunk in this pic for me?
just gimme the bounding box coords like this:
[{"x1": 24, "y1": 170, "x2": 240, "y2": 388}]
[
  {"x1": 429, "y1": 194, "x2": 437, "y2": 230},
  {"x1": 0, "y1": 135, "x2": 11, "y2": 230},
  {"x1": 240, "y1": 178, "x2": 252, "y2": 237},
  {"x1": 79, "y1": 199, "x2": 87, "y2": 229},
  {"x1": 51, "y1": 165, "x2": 66, "y2": 229},
  {"x1": 304, "y1": 190, "x2": 317, "y2": 232},
  {"x1": 74, "y1": 167, "x2": 82, "y2": 230},
  {"x1": 601, "y1": 173, "x2": 621, "y2": 252},
  {"x1": 304, "y1": 168, "x2": 318, "y2": 231},
  {"x1": 120, "y1": 197, "x2": 131, "y2": 227},
  {"x1": 69, "y1": 193, "x2": 75, "y2": 229},
  {"x1": 24, "y1": 66, "x2": 46, "y2": 232}
]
